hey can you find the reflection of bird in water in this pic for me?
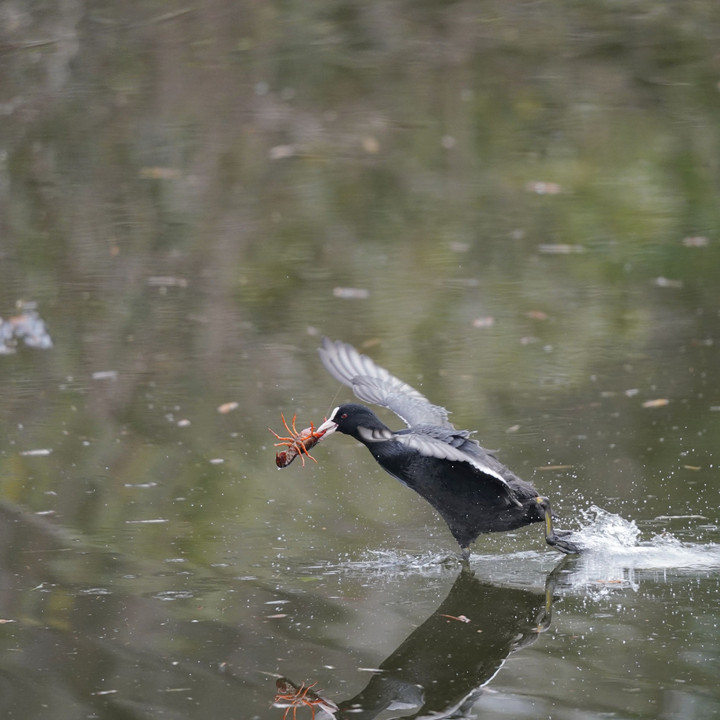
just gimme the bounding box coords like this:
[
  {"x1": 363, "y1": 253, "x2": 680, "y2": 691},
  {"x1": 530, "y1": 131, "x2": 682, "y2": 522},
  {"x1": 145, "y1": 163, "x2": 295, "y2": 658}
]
[
  {"x1": 273, "y1": 567, "x2": 560, "y2": 720},
  {"x1": 337, "y1": 569, "x2": 557, "y2": 719},
  {"x1": 315, "y1": 339, "x2": 579, "y2": 557}
]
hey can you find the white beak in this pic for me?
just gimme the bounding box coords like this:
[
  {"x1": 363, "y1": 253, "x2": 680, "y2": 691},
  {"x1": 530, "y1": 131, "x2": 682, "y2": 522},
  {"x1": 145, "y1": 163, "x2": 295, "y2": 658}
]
[{"x1": 316, "y1": 417, "x2": 338, "y2": 437}]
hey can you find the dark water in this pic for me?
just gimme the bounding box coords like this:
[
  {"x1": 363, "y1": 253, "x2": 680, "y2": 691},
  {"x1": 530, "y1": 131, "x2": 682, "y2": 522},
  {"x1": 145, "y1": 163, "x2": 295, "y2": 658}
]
[{"x1": 1, "y1": 1, "x2": 720, "y2": 718}]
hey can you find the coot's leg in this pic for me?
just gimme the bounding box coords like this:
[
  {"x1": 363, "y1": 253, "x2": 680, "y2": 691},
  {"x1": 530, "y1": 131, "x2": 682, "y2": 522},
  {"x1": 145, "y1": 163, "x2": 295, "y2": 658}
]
[{"x1": 535, "y1": 497, "x2": 580, "y2": 554}]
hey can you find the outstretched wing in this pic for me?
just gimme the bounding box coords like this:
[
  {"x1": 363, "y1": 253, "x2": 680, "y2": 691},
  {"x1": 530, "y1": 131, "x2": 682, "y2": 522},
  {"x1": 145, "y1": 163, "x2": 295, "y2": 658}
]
[{"x1": 318, "y1": 338, "x2": 454, "y2": 428}]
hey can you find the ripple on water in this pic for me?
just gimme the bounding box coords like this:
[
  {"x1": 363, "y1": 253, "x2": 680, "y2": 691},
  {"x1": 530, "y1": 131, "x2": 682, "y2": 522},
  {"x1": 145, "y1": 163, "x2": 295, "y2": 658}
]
[{"x1": 291, "y1": 506, "x2": 720, "y2": 591}]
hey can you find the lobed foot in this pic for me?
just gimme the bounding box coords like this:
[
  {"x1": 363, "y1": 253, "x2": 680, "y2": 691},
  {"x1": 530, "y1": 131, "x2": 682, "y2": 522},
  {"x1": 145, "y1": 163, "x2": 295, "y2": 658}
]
[
  {"x1": 536, "y1": 497, "x2": 581, "y2": 555},
  {"x1": 546, "y1": 530, "x2": 581, "y2": 555}
]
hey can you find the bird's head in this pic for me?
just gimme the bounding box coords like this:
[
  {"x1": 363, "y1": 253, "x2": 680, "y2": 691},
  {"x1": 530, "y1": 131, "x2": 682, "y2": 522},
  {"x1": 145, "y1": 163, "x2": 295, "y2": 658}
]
[{"x1": 316, "y1": 403, "x2": 391, "y2": 441}]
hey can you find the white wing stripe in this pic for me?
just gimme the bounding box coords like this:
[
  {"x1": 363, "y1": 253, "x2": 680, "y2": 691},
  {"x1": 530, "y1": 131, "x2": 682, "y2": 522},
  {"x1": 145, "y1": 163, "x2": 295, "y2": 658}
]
[{"x1": 394, "y1": 434, "x2": 509, "y2": 487}]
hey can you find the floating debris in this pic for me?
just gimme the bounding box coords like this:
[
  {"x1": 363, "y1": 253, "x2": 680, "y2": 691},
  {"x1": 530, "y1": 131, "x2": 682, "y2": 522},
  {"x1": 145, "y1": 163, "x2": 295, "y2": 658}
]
[
  {"x1": 147, "y1": 276, "x2": 188, "y2": 288},
  {"x1": 682, "y1": 236, "x2": 709, "y2": 247},
  {"x1": 526, "y1": 180, "x2": 562, "y2": 195},
  {"x1": 439, "y1": 613, "x2": 471, "y2": 623},
  {"x1": 537, "y1": 244, "x2": 585, "y2": 254},
  {"x1": 654, "y1": 277, "x2": 683, "y2": 289},
  {"x1": 362, "y1": 136, "x2": 380, "y2": 154},
  {"x1": 443, "y1": 278, "x2": 480, "y2": 288},
  {"x1": 360, "y1": 337, "x2": 381, "y2": 350},
  {"x1": 92, "y1": 370, "x2": 118, "y2": 381},
  {"x1": 152, "y1": 591, "x2": 194, "y2": 601},
  {"x1": 471, "y1": 316, "x2": 495, "y2": 329},
  {"x1": 217, "y1": 401, "x2": 239, "y2": 414},
  {"x1": 0, "y1": 303, "x2": 53, "y2": 354},
  {"x1": 526, "y1": 310, "x2": 548, "y2": 321},
  {"x1": 332, "y1": 287, "x2": 370, "y2": 299},
  {"x1": 139, "y1": 167, "x2": 181, "y2": 180},
  {"x1": 269, "y1": 144, "x2": 297, "y2": 160},
  {"x1": 642, "y1": 398, "x2": 669, "y2": 408},
  {"x1": 19, "y1": 448, "x2": 53, "y2": 457}
]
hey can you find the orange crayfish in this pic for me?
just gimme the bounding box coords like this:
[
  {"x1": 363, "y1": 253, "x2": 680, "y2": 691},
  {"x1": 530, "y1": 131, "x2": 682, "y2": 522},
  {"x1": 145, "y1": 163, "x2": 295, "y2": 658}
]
[
  {"x1": 269, "y1": 414, "x2": 327, "y2": 468},
  {"x1": 272, "y1": 677, "x2": 338, "y2": 719}
]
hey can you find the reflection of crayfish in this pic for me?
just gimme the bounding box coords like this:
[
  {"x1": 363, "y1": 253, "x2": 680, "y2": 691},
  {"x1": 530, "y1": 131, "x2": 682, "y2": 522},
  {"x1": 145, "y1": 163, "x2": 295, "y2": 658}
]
[
  {"x1": 272, "y1": 677, "x2": 338, "y2": 719},
  {"x1": 269, "y1": 414, "x2": 327, "y2": 468}
]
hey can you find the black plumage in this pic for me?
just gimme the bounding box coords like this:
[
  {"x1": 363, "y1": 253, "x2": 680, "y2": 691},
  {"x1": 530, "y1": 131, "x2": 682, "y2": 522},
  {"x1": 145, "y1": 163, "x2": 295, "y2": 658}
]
[{"x1": 315, "y1": 338, "x2": 578, "y2": 556}]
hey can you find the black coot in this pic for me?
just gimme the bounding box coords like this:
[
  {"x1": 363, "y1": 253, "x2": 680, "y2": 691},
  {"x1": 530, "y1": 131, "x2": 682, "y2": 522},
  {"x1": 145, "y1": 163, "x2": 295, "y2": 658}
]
[{"x1": 315, "y1": 338, "x2": 578, "y2": 557}]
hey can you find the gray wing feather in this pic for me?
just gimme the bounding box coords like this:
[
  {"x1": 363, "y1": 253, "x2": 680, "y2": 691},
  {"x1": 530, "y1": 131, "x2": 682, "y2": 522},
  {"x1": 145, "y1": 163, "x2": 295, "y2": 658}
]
[{"x1": 319, "y1": 338, "x2": 453, "y2": 428}]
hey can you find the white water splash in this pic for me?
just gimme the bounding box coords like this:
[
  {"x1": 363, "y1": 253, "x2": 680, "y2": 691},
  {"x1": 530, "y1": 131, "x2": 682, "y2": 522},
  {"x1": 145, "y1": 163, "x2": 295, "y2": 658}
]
[
  {"x1": 552, "y1": 506, "x2": 720, "y2": 594},
  {"x1": 562, "y1": 505, "x2": 720, "y2": 566},
  {"x1": 565, "y1": 505, "x2": 642, "y2": 552}
]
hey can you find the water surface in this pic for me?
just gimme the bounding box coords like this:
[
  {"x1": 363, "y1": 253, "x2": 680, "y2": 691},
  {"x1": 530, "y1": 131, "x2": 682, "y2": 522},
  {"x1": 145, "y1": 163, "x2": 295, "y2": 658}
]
[{"x1": 1, "y1": 1, "x2": 720, "y2": 718}]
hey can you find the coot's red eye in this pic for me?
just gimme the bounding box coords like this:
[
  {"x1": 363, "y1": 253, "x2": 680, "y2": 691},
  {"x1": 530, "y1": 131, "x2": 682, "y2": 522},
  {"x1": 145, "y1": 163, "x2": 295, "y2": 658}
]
[{"x1": 341, "y1": 413, "x2": 348, "y2": 419}]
